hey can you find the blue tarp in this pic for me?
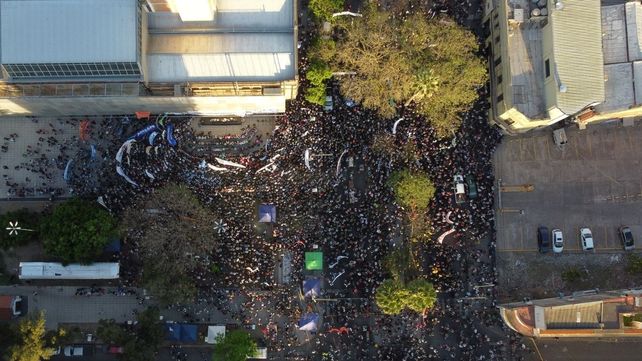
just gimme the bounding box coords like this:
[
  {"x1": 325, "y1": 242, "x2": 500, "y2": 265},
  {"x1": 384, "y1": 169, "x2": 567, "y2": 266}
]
[
  {"x1": 303, "y1": 278, "x2": 321, "y2": 298},
  {"x1": 298, "y1": 313, "x2": 319, "y2": 332},
  {"x1": 104, "y1": 239, "x2": 121, "y2": 253},
  {"x1": 180, "y1": 324, "x2": 197, "y2": 342},
  {"x1": 165, "y1": 323, "x2": 181, "y2": 341},
  {"x1": 258, "y1": 204, "x2": 276, "y2": 223}
]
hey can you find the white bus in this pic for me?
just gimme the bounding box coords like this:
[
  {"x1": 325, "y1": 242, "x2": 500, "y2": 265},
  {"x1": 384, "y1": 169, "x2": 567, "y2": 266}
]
[{"x1": 18, "y1": 262, "x2": 119, "y2": 280}]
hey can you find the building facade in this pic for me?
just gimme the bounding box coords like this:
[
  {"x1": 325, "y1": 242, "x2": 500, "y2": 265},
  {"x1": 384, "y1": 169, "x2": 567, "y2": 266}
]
[{"x1": 0, "y1": 0, "x2": 298, "y2": 117}]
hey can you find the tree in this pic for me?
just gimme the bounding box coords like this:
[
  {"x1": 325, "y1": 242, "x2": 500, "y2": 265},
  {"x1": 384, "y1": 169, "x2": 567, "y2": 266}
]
[
  {"x1": 375, "y1": 278, "x2": 437, "y2": 315},
  {"x1": 308, "y1": 0, "x2": 344, "y2": 22},
  {"x1": 213, "y1": 330, "x2": 257, "y2": 361},
  {"x1": 387, "y1": 170, "x2": 435, "y2": 213},
  {"x1": 405, "y1": 279, "x2": 437, "y2": 312},
  {"x1": 142, "y1": 259, "x2": 197, "y2": 305},
  {"x1": 0, "y1": 209, "x2": 40, "y2": 250},
  {"x1": 332, "y1": 7, "x2": 487, "y2": 135},
  {"x1": 305, "y1": 58, "x2": 333, "y2": 106},
  {"x1": 99, "y1": 308, "x2": 163, "y2": 361},
  {"x1": 41, "y1": 198, "x2": 116, "y2": 264},
  {"x1": 375, "y1": 279, "x2": 408, "y2": 315},
  {"x1": 8, "y1": 311, "x2": 56, "y2": 361},
  {"x1": 121, "y1": 184, "x2": 217, "y2": 303},
  {"x1": 97, "y1": 319, "x2": 128, "y2": 344}
]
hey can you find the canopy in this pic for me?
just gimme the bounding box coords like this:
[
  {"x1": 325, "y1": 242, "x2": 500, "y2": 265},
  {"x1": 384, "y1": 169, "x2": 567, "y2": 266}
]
[
  {"x1": 258, "y1": 204, "x2": 276, "y2": 223},
  {"x1": 205, "y1": 325, "x2": 226, "y2": 344},
  {"x1": 180, "y1": 324, "x2": 197, "y2": 342},
  {"x1": 305, "y1": 252, "x2": 323, "y2": 271},
  {"x1": 298, "y1": 313, "x2": 319, "y2": 332},
  {"x1": 303, "y1": 278, "x2": 321, "y2": 298},
  {"x1": 165, "y1": 323, "x2": 181, "y2": 341}
]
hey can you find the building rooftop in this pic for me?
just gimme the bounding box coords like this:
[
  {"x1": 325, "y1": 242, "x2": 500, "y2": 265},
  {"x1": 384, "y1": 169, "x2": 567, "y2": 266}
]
[
  {"x1": 0, "y1": 0, "x2": 138, "y2": 64},
  {"x1": 146, "y1": 0, "x2": 295, "y2": 83},
  {"x1": 507, "y1": 0, "x2": 546, "y2": 119},
  {"x1": 597, "y1": 3, "x2": 642, "y2": 114}
]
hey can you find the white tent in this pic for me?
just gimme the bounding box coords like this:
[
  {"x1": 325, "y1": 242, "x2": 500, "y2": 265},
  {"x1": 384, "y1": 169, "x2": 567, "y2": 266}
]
[{"x1": 205, "y1": 325, "x2": 226, "y2": 344}]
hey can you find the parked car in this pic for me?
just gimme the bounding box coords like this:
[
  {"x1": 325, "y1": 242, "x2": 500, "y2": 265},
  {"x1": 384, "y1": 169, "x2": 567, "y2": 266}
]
[
  {"x1": 465, "y1": 175, "x2": 478, "y2": 199},
  {"x1": 108, "y1": 346, "x2": 124, "y2": 354},
  {"x1": 552, "y1": 229, "x2": 563, "y2": 253},
  {"x1": 453, "y1": 175, "x2": 466, "y2": 204},
  {"x1": 63, "y1": 346, "x2": 83, "y2": 357},
  {"x1": 323, "y1": 95, "x2": 333, "y2": 111},
  {"x1": 537, "y1": 226, "x2": 550, "y2": 253},
  {"x1": 619, "y1": 226, "x2": 635, "y2": 251},
  {"x1": 580, "y1": 228, "x2": 594, "y2": 251}
]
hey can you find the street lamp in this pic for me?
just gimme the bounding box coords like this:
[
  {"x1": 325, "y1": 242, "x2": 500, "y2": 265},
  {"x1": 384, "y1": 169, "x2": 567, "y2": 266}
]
[{"x1": 6, "y1": 221, "x2": 35, "y2": 236}]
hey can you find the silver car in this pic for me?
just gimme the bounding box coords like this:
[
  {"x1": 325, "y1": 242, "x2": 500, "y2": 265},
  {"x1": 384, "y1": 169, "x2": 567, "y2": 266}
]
[{"x1": 619, "y1": 226, "x2": 635, "y2": 251}]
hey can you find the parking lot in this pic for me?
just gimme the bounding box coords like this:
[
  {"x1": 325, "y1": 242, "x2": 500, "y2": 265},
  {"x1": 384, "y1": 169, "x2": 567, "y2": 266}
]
[
  {"x1": 494, "y1": 122, "x2": 642, "y2": 253},
  {"x1": 494, "y1": 122, "x2": 642, "y2": 301}
]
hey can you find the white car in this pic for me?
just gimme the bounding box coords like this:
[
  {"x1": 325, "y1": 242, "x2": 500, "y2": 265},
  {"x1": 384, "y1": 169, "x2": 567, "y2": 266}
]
[
  {"x1": 63, "y1": 346, "x2": 83, "y2": 357},
  {"x1": 580, "y1": 228, "x2": 594, "y2": 251},
  {"x1": 453, "y1": 175, "x2": 466, "y2": 204},
  {"x1": 552, "y1": 229, "x2": 563, "y2": 253}
]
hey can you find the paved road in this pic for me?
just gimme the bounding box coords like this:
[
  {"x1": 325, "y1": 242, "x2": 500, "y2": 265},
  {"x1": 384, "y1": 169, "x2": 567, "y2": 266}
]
[
  {"x1": 524, "y1": 337, "x2": 642, "y2": 361},
  {"x1": 0, "y1": 286, "x2": 231, "y2": 330}
]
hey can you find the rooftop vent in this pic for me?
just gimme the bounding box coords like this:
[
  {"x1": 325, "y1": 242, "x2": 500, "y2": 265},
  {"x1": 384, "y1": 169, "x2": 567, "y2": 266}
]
[{"x1": 555, "y1": 1, "x2": 564, "y2": 10}]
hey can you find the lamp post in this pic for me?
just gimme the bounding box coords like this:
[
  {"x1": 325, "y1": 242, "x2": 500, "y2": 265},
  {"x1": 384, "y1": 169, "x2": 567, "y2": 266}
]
[{"x1": 6, "y1": 221, "x2": 35, "y2": 236}]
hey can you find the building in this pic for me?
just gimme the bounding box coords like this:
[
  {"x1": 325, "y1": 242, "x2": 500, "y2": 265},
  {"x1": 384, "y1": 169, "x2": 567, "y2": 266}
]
[
  {"x1": 484, "y1": 0, "x2": 642, "y2": 134},
  {"x1": 0, "y1": 0, "x2": 298, "y2": 117},
  {"x1": 500, "y1": 288, "x2": 642, "y2": 337}
]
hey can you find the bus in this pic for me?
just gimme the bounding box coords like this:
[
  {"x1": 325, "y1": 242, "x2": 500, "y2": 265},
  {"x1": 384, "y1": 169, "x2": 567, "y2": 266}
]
[{"x1": 18, "y1": 262, "x2": 119, "y2": 280}]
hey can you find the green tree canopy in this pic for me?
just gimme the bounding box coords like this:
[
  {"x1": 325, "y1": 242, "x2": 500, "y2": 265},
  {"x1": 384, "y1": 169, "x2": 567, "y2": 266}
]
[
  {"x1": 305, "y1": 58, "x2": 333, "y2": 106},
  {"x1": 387, "y1": 169, "x2": 435, "y2": 213},
  {"x1": 0, "y1": 209, "x2": 40, "y2": 250},
  {"x1": 142, "y1": 259, "x2": 197, "y2": 305},
  {"x1": 8, "y1": 311, "x2": 56, "y2": 361},
  {"x1": 308, "y1": 0, "x2": 344, "y2": 22},
  {"x1": 97, "y1": 319, "x2": 128, "y2": 345},
  {"x1": 121, "y1": 184, "x2": 217, "y2": 304},
  {"x1": 213, "y1": 330, "x2": 258, "y2": 361},
  {"x1": 332, "y1": 7, "x2": 487, "y2": 135},
  {"x1": 375, "y1": 278, "x2": 437, "y2": 315},
  {"x1": 405, "y1": 279, "x2": 437, "y2": 312},
  {"x1": 375, "y1": 279, "x2": 407, "y2": 315},
  {"x1": 41, "y1": 198, "x2": 116, "y2": 264}
]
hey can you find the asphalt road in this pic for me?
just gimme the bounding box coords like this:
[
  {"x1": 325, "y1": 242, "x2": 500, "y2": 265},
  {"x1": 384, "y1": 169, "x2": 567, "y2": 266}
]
[{"x1": 525, "y1": 337, "x2": 642, "y2": 361}]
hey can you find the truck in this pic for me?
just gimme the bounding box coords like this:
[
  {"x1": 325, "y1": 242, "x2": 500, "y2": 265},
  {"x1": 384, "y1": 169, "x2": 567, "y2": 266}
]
[
  {"x1": 0, "y1": 295, "x2": 23, "y2": 320},
  {"x1": 453, "y1": 175, "x2": 466, "y2": 205}
]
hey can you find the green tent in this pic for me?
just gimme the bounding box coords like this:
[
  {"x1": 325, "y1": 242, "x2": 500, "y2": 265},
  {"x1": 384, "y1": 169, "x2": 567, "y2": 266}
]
[{"x1": 305, "y1": 252, "x2": 323, "y2": 271}]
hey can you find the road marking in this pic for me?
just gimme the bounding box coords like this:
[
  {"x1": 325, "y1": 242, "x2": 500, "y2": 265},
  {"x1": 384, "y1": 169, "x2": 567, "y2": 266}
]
[
  {"x1": 530, "y1": 338, "x2": 544, "y2": 361},
  {"x1": 587, "y1": 131, "x2": 593, "y2": 157}
]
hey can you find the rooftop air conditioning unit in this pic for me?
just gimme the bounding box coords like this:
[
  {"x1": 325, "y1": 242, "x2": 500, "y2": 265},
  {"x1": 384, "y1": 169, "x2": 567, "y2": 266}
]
[{"x1": 513, "y1": 8, "x2": 525, "y2": 22}]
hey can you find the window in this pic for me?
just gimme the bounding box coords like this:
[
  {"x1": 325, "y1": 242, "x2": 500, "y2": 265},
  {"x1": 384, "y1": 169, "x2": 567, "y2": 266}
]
[
  {"x1": 497, "y1": 94, "x2": 504, "y2": 103},
  {"x1": 497, "y1": 74, "x2": 503, "y2": 84},
  {"x1": 545, "y1": 59, "x2": 551, "y2": 78},
  {"x1": 495, "y1": 35, "x2": 500, "y2": 43},
  {"x1": 494, "y1": 57, "x2": 502, "y2": 67}
]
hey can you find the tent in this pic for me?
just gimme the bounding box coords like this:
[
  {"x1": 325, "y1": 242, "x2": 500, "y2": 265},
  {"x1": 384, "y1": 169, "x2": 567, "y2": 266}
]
[
  {"x1": 180, "y1": 324, "x2": 197, "y2": 342},
  {"x1": 305, "y1": 252, "x2": 323, "y2": 271},
  {"x1": 258, "y1": 204, "x2": 276, "y2": 223},
  {"x1": 205, "y1": 325, "x2": 226, "y2": 344},
  {"x1": 298, "y1": 313, "x2": 319, "y2": 332},
  {"x1": 303, "y1": 278, "x2": 321, "y2": 298},
  {"x1": 165, "y1": 323, "x2": 181, "y2": 341}
]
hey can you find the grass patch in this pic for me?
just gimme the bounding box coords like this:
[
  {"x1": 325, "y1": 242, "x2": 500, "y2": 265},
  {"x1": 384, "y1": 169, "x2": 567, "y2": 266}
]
[{"x1": 623, "y1": 314, "x2": 642, "y2": 326}]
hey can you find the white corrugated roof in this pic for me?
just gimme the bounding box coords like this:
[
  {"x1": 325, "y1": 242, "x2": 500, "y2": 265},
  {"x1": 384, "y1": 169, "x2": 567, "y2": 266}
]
[
  {"x1": 19, "y1": 262, "x2": 119, "y2": 279},
  {"x1": 550, "y1": 0, "x2": 605, "y2": 114},
  {"x1": 147, "y1": 32, "x2": 294, "y2": 82},
  {"x1": 0, "y1": 0, "x2": 138, "y2": 64}
]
